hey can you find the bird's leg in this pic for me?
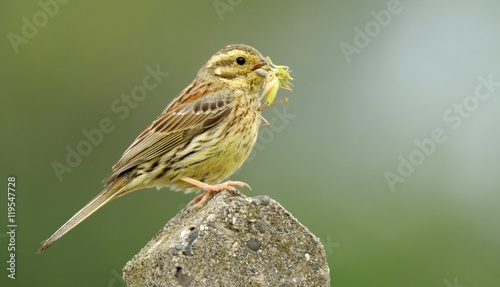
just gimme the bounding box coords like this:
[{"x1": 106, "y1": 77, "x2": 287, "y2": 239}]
[{"x1": 181, "y1": 177, "x2": 251, "y2": 208}]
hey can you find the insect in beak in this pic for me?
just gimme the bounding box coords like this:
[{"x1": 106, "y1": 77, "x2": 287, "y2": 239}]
[
  {"x1": 253, "y1": 59, "x2": 270, "y2": 77},
  {"x1": 258, "y1": 56, "x2": 293, "y2": 110}
]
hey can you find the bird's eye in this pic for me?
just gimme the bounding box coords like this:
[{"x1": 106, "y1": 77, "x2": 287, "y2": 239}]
[{"x1": 236, "y1": 57, "x2": 246, "y2": 65}]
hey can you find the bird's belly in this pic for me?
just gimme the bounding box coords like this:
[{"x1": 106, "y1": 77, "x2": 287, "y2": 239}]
[
  {"x1": 191, "y1": 117, "x2": 260, "y2": 182},
  {"x1": 158, "y1": 108, "x2": 261, "y2": 191}
]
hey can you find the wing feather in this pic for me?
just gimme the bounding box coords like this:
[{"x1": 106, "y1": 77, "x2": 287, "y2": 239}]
[{"x1": 103, "y1": 83, "x2": 233, "y2": 184}]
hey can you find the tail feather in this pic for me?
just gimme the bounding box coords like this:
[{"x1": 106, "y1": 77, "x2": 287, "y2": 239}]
[{"x1": 37, "y1": 181, "x2": 128, "y2": 253}]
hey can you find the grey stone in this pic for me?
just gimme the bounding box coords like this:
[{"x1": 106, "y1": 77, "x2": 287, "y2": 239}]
[
  {"x1": 246, "y1": 238, "x2": 262, "y2": 251},
  {"x1": 254, "y1": 219, "x2": 267, "y2": 234},
  {"x1": 123, "y1": 190, "x2": 330, "y2": 286}
]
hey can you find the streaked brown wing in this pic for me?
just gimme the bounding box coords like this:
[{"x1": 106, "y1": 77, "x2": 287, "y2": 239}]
[{"x1": 103, "y1": 83, "x2": 233, "y2": 185}]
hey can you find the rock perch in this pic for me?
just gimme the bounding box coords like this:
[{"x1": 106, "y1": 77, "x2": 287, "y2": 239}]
[{"x1": 123, "y1": 190, "x2": 331, "y2": 286}]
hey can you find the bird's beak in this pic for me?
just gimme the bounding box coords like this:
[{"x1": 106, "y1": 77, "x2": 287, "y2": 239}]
[{"x1": 252, "y1": 58, "x2": 270, "y2": 77}]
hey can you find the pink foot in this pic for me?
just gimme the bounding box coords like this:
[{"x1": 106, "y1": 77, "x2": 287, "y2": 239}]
[{"x1": 181, "y1": 177, "x2": 251, "y2": 208}]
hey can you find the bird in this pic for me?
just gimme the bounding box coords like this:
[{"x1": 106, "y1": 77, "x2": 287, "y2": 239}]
[{"x1": 38, "y1": 44, "x2": 277, "y2": 253}]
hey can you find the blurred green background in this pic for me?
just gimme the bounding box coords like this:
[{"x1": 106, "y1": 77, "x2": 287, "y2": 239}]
[{"x1": 2, "y1": 0, "x2": 500, "y2": 286}]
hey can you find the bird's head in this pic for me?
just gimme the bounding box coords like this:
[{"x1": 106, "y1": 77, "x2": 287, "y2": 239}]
[{"x1": 201, "y1": 44, "x2": 272, "y2": 90}]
